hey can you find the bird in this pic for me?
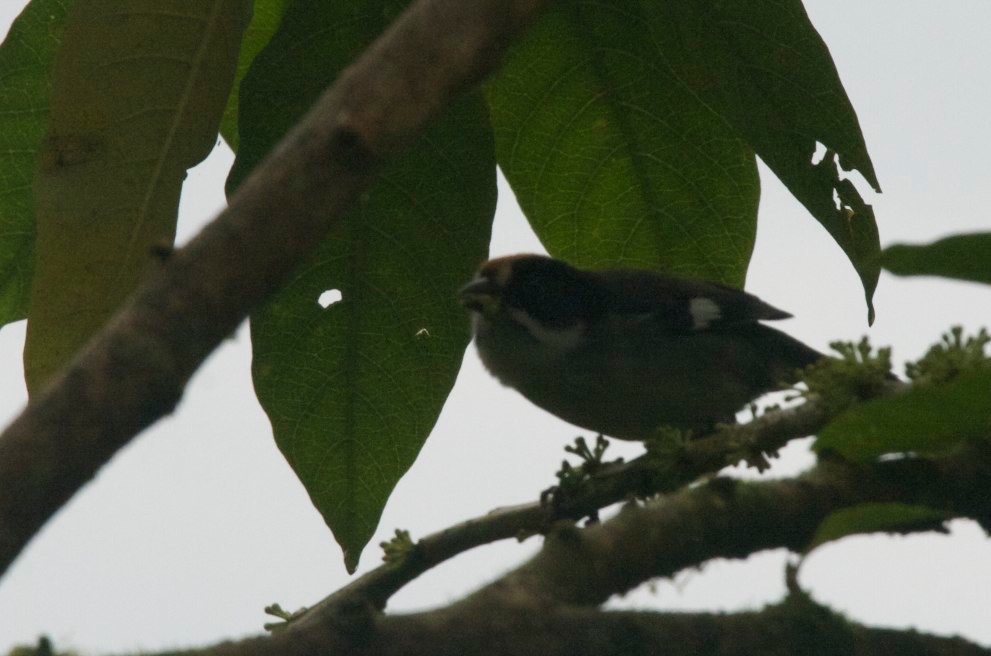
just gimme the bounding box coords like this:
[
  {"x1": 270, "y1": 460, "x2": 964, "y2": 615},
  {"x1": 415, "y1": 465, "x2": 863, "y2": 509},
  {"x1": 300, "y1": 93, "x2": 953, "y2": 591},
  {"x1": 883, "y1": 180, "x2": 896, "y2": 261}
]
[{"x1": 460, "y1": 254, "x2": 824, "y2": 439}]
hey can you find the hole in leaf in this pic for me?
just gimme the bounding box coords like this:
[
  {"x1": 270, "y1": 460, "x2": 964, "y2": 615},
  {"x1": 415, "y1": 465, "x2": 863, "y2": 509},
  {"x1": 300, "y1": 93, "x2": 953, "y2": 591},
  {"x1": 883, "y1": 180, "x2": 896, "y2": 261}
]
[
  {"x1": 811, "y1": 140, "x2": 828, "y2": 165},
  {"x1": 318, "y1": 289, "x2": 343, "y2": 309}
]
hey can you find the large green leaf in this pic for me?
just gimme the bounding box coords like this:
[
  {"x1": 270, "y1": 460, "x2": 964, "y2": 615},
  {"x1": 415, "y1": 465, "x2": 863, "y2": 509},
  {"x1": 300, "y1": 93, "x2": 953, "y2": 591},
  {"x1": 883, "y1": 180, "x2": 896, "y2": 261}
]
[
  {"x1": 218, "y1": 0, "x2": 290, "y2": 150},
  {"x1": 680, "y1": 0, "x2": 881, "y2": 322},
  {"x1": 228, "y1": 0, "x2": 495, "y2": 573},
  {"x1": 25, "y1": 0, "x2": 250, "y2": 393},
  {"x1": 0, "y1": 0, "x2": 71, "y2": 329},
  {"x1": 881, "y1": 232, "x2": 991, "y2": 286},
  {"x1": 487, "y1": 0, "x2": 880, "y2": 315},
  {"x1": 486, "y1": 1, "x2": 760, "y2": 287},
  {"x1": 814, "y1": 370, "x2": 991, "y2": 462}
]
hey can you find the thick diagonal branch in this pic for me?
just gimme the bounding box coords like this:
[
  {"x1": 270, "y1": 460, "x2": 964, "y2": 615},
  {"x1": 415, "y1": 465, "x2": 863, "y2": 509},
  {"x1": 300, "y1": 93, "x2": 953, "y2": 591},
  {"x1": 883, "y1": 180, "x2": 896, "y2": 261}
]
[{"x1": 0, "y1": 0, "x2": 551, "y2": 579}]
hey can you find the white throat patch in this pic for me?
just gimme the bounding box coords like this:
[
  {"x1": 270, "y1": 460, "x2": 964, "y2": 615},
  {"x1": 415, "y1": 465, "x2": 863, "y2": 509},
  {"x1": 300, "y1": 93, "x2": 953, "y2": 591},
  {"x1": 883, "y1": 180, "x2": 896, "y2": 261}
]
[
  {"x1": 689, "y1": 297, "x2": 722, "y2": 329},
  {"x1": 509, "y1": 308, "x2": 585, "y2": 350}
]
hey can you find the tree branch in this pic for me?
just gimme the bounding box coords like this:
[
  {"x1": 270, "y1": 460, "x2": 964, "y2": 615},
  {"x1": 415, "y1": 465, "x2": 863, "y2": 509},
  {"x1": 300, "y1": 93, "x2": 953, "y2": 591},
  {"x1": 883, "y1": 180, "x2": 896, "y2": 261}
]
[
  {"x1": 295, "y1": 385, "x2": 892, "y2": 624},
  {"x1": 248, "y1": 598, "x2": 989, "y2": 656},
  {"x1": 0, "y1": 0, "x2": 552, "y2": 580},
  {"x1": 241, "y1": 443, "x2": 990, "y2": 655},
  {"x1": 466, "y1": 448, "x2": 991, "y2": 609}
]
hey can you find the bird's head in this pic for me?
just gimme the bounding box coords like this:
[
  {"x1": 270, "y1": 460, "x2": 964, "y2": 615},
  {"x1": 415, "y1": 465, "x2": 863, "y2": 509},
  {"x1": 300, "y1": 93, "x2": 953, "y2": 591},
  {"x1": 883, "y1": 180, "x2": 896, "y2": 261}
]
[{"x1": 459, "y1": 254, "x2": 605, "y2": 330}]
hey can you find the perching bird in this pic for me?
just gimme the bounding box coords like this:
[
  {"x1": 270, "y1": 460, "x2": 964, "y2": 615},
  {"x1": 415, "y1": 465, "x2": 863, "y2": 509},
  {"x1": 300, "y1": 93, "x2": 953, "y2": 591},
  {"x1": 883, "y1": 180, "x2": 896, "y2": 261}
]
[{"x1": 460, "y1": 254, "x2": 824, "y2": 439}]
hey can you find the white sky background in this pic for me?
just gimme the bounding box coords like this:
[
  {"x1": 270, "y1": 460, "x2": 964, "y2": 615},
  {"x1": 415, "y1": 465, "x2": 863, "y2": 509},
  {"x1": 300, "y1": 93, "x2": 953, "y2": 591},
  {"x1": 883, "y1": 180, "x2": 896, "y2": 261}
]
[{"x1": 2, "y1": 1, "x2": 991, "y2": 651}]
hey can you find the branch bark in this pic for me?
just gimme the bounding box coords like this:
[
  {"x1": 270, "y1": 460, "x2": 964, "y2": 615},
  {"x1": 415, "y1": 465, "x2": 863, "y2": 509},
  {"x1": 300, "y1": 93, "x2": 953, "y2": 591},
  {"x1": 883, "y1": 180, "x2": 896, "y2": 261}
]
[
  {"x1": 296, "y1": 382, "x2": 903, "y2": 624},
  {"x1": 469, "y1": 449, "x2": 991, "y2": 608},
  {"x1": 133, "y1": 444, "x2": 991, "y2": 656},
  {"x1": 234, "y1": 599, "x2": 990, "y2": 656},
  {"x1": 0, "y1": 0, "x2": 551, "y2": 579}
]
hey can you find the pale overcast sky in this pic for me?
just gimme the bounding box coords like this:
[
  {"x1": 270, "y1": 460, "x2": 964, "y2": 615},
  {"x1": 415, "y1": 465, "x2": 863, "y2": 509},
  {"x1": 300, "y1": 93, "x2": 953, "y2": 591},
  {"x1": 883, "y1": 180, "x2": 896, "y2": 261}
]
[{"x1": 1, "y1": 1, "x2": 990, "y2": 651}]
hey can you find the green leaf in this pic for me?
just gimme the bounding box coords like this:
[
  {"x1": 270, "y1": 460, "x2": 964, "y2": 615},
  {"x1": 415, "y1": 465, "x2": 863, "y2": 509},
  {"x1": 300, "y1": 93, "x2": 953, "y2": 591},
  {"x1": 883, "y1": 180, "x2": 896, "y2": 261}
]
[
  {"x1": 25, "y1": 0, "x2": 250, "y2": 393},
  {"x1": 881, "y1": 232, "x2": 991, "y2": 285},
  {"x1": 807, "y1": 503, "x2": 950, "y2": 553},
  {"x1": 228, "y1": 0, "x2": 495, "y2": 573},
  {"x1": 488, "y1": 0, "x2": 881, "y2": 317},
  {"x1": 0, "y1": 0, "x2": 71, "y2": 329},
  {"x1": 485, "y1": 1, "x2": 759, "y2": 288},
  {"x1": 681, "y1": 0, "x2": 881, "y2": 323},
  {"x1": 218, "y1": 0, "x2": 290, "y2": 150},
  {"x1": 814, "y1": 370, "x2": 991, "y2": 462}
]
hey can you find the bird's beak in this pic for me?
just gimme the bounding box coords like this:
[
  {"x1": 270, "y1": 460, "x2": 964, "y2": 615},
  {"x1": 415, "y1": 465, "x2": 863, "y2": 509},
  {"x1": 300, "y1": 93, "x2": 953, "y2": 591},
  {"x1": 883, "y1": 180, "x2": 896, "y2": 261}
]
[{"x1": 459, "y1": 277, "x2": 501, "y2": 314}]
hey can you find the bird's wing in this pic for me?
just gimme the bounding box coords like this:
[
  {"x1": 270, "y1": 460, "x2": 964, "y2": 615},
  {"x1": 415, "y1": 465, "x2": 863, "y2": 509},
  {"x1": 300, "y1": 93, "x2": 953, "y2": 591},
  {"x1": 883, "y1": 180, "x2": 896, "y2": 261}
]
[{"x1": 597, "y1": 269, "x2": 792, "y2": 333}]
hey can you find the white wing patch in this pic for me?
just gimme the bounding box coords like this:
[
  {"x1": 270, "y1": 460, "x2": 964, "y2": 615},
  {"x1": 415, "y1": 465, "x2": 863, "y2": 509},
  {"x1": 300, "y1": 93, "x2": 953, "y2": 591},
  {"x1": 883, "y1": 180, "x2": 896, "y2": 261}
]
[
  {"x1": 509, "y1": 308, "x2": 585, "y2": 350},
  {"x1": 689, "y1": 297, "x2": 722, "y2": 329}
]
